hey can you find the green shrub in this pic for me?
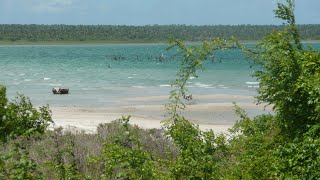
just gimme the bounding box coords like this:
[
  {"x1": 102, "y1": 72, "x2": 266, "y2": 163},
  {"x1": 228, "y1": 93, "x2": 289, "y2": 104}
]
[{"x1": 0, "y1": 85, "x2": 52, "y2": 143}]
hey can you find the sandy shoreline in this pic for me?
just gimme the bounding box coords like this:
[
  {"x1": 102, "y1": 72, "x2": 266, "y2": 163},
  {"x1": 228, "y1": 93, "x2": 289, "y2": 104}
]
[
  {"x1": 50, "y1": 106, "x2": 235, "y2": 134},
  {"x1": 50, "y1": 94, "x2": 272, "y2": 134}
]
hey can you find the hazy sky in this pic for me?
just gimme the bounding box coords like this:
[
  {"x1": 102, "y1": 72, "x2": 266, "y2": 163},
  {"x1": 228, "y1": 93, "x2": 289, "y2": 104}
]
[{"x1": 0, "y1": 0, "x2": 319, "y2": 25}]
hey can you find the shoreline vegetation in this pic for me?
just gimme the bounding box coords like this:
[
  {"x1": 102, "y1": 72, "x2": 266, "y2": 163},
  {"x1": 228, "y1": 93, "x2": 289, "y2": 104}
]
[
  {"x1": 1, "y1": 39, "x2": 320, "y2": 45},
  {"x1": 0, "y1": 24, "x2": 319, "y2": 45}
]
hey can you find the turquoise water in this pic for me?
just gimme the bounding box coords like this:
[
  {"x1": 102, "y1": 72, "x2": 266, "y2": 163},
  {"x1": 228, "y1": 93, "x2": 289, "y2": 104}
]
[{"x1": 1, "y1": 43, "x2": 318, "y2": 107}]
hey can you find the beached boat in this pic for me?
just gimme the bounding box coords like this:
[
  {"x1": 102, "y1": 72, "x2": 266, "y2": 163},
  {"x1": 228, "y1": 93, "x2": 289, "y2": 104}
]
[{"x1": 52, "y1": 88, "x2": 69, "y2": 94}]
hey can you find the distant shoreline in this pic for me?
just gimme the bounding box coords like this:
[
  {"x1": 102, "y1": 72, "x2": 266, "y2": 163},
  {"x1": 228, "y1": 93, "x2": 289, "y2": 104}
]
[
  {"x1": 1, "y1": 40, "x2": 319, "y2": 45},
  {"x1": 0, "y1": 40, "x2": 164, "y2": 45}
]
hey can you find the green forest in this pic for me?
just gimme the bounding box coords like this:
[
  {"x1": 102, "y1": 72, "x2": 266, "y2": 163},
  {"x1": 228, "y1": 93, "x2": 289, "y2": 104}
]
[
  {"x1": 1, "y1": 0, "x2": 320, "y2": 179},
  {"x1": 0, "y1": 24, "x2": 320, "y2": 43}
]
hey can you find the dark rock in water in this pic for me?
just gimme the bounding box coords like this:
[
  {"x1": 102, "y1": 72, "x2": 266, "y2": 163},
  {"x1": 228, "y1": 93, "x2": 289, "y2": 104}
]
[{"x1": 52, "y1": 88, "x2": 69, "y2": 94}]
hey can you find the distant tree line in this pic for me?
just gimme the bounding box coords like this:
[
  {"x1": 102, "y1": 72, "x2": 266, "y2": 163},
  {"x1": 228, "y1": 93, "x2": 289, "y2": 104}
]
[{"x1": 0, "y1": 24, "x2": 319, "y2": 42}]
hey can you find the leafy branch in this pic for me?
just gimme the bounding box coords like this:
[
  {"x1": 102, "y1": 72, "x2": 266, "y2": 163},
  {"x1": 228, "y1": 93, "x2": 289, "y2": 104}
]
[{"x1": 165, "y1": 37, "x2": 238, "y2": 121}]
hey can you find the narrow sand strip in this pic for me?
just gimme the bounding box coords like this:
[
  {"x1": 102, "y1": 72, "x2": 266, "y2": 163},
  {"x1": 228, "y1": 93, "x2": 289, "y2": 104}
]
[
  {"x1": 50, "y1": 103, "x2": 271, "y2": 134},
  {"x1": 49, "y1": 93, "x2": 272, "y2": 134},
  {"x1": 50, "y1": 108, "x2": 233, "y2": 134},
  {"x1": 119, "y1": 94, "x2": 253, "y2": 102}
]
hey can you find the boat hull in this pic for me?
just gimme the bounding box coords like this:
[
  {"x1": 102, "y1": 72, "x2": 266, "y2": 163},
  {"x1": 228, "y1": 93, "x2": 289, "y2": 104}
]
[{"x1": 52, "y1": 88, "x2": 69, "y2": 94}]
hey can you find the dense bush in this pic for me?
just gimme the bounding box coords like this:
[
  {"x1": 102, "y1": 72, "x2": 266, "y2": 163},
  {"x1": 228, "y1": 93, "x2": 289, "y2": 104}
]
[
  {"x1": 1, "y1": 114, "x2": 176, "y2": 179},
  {"x1": 0, "y1": 86, "x2": 52, "y2": 143},
  {"x1": 0, "y1": 86, "x2": 52, "y2": 179},
  {"x1": 220, "y1": 1, "x2": 320, "y2": 178}
]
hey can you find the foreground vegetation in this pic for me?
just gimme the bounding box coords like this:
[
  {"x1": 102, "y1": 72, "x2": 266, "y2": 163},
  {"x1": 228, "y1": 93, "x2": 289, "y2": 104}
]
[{"x1": 1, "y1": 0, "x2": 320, "y2": 179}]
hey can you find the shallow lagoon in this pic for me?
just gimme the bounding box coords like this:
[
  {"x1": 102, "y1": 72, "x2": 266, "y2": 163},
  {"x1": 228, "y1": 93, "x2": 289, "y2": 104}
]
[{"x1": 0, "y1": 43, "x2": 318, "y2": 107}]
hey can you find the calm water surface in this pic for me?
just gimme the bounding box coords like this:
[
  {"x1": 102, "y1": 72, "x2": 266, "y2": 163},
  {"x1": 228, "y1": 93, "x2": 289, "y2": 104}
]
[{"x1": 0, "y1": 43, "x2": 318, "y2": 107}]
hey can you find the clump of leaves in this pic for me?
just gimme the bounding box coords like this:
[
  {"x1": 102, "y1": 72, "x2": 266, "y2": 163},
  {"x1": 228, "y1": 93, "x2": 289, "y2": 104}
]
[
  {"x1": 0, "y1": 85, "x2": 53, "y2": 179},
  {"x1": 0, "y1": 141, "x2": 43, "y2": 180},
  {"x1": 0, "y1": 85, "x2": 53, "y2": 143},
  {"x1": 242, "y1": 0, "x2": 320, "y2": 139},
  {"x1": 225, "y1": 0, "x2": 320, "y2": 178},
  {"x1": 92, "y1": 116, "x2": 166, "y2": 179}
]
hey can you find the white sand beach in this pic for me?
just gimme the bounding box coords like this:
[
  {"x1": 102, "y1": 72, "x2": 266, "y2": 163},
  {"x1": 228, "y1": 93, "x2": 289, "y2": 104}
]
[{"x1": 50, "y1": 94, "x2": 272, "y2": 134}]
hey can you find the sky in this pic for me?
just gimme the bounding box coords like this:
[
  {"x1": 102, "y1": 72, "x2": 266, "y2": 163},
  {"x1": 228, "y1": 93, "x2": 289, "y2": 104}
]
[{"x1": 0, "y1": 0, "x2": 319, "y2": 25}]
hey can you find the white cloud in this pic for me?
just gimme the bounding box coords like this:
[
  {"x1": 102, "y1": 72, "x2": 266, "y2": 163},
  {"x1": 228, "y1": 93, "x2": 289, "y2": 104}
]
[{"x1": 32, "y1": 0, "x2": 76, "y2": 13}]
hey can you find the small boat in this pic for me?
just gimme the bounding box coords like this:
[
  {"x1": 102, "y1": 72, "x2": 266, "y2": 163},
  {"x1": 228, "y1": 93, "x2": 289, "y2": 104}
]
[{"x1": 52, "y1": 87, "x2": 69, "y2": 94}]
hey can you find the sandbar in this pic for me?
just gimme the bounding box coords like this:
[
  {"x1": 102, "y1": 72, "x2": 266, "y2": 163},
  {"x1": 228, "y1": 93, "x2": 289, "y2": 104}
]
[{"x1": 49, "y1": 94, "x2": 272, "y2": 134}]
